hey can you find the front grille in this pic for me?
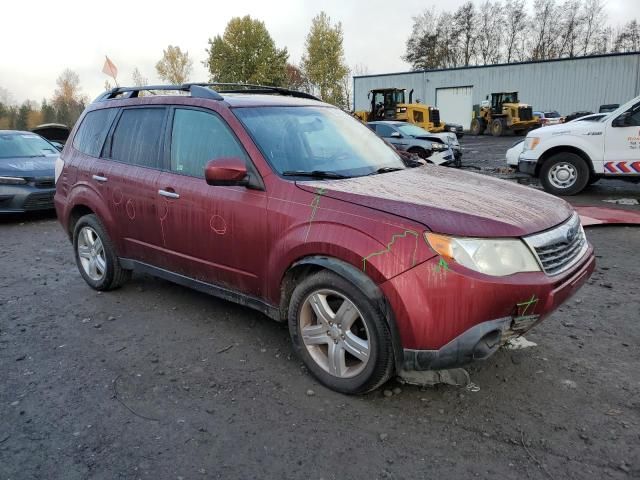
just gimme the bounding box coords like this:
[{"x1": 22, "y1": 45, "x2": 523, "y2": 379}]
[
  {"x1": 34, "y1": 177, "x2": 55, "y2": 188},
  {"x1": 23, "y1": 191, "x2": 55, "y2": 210},
  {"x1": 430, "y1": 107, "x2": 440, "y2": 125},
  {"x1": 519, "y1": 106, "x2": 533, "y2": 121},
  {"x1": 523, "y1": 214, "x2": 588, "y2": 276}
]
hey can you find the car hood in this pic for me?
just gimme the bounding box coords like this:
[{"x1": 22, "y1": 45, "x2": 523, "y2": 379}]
[
  {"x1": 0, "y1": 155, "x2": 57, "y2": 178},
  {"x1": 297, "y1": 166, "x2": 573, "y2": 237}
]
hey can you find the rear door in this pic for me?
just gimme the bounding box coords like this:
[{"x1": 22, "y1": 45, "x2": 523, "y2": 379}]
[
  {"x1": 155, "y1": 106, "x2": 268, "y2": 296},
  {"x1": 102, "y1": 106, "x2": 169, "y2": 265},
  {"x1": 603, "y1": 102, "x2": 640, "y2": 176}
]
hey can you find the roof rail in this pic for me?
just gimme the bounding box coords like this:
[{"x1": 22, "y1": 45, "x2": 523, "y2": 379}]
[{"x1": 94, "y1": 83, "x2": 319, "y2": 103}]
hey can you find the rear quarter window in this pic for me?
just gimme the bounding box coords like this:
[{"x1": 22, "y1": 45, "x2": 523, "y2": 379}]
[{"x1": 72, "y1": 108, "x2": 117, "y2": 157}]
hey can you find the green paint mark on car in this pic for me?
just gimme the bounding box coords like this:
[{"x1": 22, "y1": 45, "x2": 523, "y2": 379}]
[
  {"x1": 516, "y1": 295, "x2": 539, "y2": 316},
  {"x1": 362, "y1": 230, "x2": 419, "y2": 272}
]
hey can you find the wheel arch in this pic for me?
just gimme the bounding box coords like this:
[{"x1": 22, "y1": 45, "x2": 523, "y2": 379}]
[
  {"x1": 67, "y1": 204, "x2": 95, "y2": 239},
  {"x1": 280, "y1": 255, "x2": 404, "y2": 373},
  {"x1": 536, "y1": 145, "x2": 594, "y2": 177}
]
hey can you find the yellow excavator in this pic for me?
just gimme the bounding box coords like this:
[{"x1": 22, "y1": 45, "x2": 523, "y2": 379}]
[
  {"x1": 354, "y1": 88, "x2": 446, "y2": 133},
  {"x1": 470, "y1": 92, "x2": 539, "y2": 136}
]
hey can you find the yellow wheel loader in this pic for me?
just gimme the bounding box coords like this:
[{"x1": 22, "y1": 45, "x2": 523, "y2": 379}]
[
  {"x1": 354, "y1": 88, "x2": 446, "y2": 133},
  {"x1": 470, "y1": 92, "x2": 540, "y2": 136}
]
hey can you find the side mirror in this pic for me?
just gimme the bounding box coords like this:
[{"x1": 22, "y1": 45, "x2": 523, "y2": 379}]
[
  {"x1": 204, "y1": 157, "x2": 248, "y2": 186},
  {"x1": 612, "y1": 111, "x2": 630, "y2": 127},
  {"x1": 390, "y1": 131, "x2": 402, "y2": 138}
]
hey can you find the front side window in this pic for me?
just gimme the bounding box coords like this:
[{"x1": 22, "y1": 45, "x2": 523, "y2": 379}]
[
  {"x1": 234, "y1": 106, "x2": 404, "y2": 177},
  {"x1": 109, "y1": 108, "x2": 166, "y2": 168},
  {"x1": 73, "y1": 108, "x2": 117, "y2": 157},
  {"x1": 397, "y1": 124, "x2": 429, "y2": 137},
  {"x1": 170, "y1": 109, "x2": 247, "y2": 177}
]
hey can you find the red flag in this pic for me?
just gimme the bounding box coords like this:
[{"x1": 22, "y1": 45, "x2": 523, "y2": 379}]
[{"x1": 102, "y1": 56, "x2": 118, "y2": 80}]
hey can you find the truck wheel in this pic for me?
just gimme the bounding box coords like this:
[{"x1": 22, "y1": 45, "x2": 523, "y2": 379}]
[
  {"x1": 491, "y1": 119, "x2": 504, "y2": 136},
  {"x1": 288, "y1": 270, "x2": 395, "y2": 394},
  {"x1": 470, "y1": 118, "x2": 485, "y2": 135},
  {"x1": 539, "y1": 153, "x2": 590, "y2": 196}
]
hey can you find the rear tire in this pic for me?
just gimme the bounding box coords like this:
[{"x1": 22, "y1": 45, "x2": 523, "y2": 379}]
[
  {"x1": 491, "y1": 118, "x2": 505, "y2": 136},
  {"x1": 539, "y1": 152, "x2": 590, "y2": 196},
  {"x1": 73, "y1": 214, "x2": 131, "y2": 291},
  {"x1": 288, "y1": 270, "x2": 394, "y2": 394}
]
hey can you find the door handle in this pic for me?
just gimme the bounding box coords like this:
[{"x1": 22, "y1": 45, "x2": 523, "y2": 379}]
[
  {"x1": 92, "y1": 174, "x2": 107, "y2": 183},
  {"x1": 158, "y1": 189, "x2": 180, "y2": 199}
]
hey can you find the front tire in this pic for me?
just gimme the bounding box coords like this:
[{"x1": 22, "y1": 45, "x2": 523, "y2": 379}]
[
  {"x1": 73, "y1": 214, "x2": 131, "y2": 291},
  {"x1": 407, "y1": 147, "x2": 429, "y2": 159},
  {"x1": 288, "y1": 270, "x2": 394, "y2": 394},
  {"x1": 491, "y1": 118, "x2": 505, "y2": 136},
  {"x1": 539, "y1": 153, "x2": 590, "y2": 196},
  {"x1": 470, "y1": 118, "x2": 485, "y2": 135}
]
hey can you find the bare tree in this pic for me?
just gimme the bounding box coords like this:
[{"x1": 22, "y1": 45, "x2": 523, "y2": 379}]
[
  {"x1": 503, "y1": 0, "x2": 529, "y2": 62},
  {"x1": 453, "y1": 2, "x2": 477, "y2": 66},
  {"x1": 614, "y1": 20, "x2": 640, "y2": 52},
  {"x1": 557, "y1": 0, "x2": 583, "y2": 57},
  {"x1": 131, "y1": 67, "x2": 148, "y2": 87},
  {"x1": 476, "y1": 1, "x2": 504, "y2": 64},
  {"x1": 529, "y1": 0, "x2": 562, "y2": 60},
  {"x1": 580, "y1": 0, "x2": 606, "y2": 55}
]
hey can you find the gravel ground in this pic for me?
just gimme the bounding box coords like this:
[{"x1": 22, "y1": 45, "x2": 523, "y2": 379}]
[{"x1": 1, "y1": 137, "x2": 639, "y2": 479}]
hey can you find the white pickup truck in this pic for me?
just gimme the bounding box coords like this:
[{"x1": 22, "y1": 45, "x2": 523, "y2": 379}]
[{"x1": 511, "y1": 95, "x2": 640, "y2": 195}]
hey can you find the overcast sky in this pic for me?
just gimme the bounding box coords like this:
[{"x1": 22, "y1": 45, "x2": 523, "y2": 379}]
[{"x1": 1, "y1": 0, "x2": 638, "y2": 103}]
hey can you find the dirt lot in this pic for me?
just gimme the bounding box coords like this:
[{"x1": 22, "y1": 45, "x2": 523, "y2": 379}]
[{"x1": 1, "y1": 136, "x2": 639, "y2": 479}]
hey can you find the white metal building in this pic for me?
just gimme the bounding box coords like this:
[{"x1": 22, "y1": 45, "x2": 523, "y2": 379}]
[{"x1": 353, "y1": 52, "x2": 640, "y2": 130}]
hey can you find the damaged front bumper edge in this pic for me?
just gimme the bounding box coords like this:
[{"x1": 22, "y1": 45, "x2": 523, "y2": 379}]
[{"x1": 402, "y1": 315, "x2": 538, "y2": 371}]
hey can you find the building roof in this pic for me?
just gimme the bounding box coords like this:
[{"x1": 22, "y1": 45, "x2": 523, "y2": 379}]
[{"x1": 354, "y1": 51, "x2": 640, "y2": 79}]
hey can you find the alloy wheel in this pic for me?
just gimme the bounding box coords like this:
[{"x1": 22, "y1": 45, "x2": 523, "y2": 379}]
[
  {"x1": 299, "y1": 289, "x2": 370, "y2": 378},
  {"x1": 77, "y1": 226, "x2": 106, "y2": 282}
]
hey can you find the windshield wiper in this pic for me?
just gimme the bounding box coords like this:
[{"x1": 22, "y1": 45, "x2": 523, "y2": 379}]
[
  {"x1": 282, "y1": 170, "x2": 348, "y2": 179},
  {"x1": 372, "y1": 167, "x2": 404, "y2": 175}
]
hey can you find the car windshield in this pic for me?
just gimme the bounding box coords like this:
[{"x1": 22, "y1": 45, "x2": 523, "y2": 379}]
[
  {"x1": 0, "y1": 133, "x2": 58, "y2": 159},
  {"x1": 234, "y1": 106, "x2": 405, "y2": 177},
  {"x1": 397, "y1": 124, "x2": 430, "y2": 136},
  {"x1": 544, "y1": 111, "x2": 561, "y2": 118}
]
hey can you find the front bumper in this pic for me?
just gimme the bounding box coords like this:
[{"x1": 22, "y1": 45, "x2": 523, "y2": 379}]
[
  {"x1": 0, "y1": 183, "x2": 56, "y2": 213},
  {"x1": 381, "y1": 244, "x2": 595, "y2": 371}
]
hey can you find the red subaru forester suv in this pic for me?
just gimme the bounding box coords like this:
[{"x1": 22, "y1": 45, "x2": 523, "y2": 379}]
[{"x1": 54, "y1": 84, "x2": 595, "y2": 394}]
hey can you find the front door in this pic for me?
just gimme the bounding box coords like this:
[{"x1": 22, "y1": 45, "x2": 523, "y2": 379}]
[
  {"x1": 155, "y1": 107, "x2": 268, "y2": 297},
  {"x1": 603, "y1": 102, "x2": 640, "y2": 176}
]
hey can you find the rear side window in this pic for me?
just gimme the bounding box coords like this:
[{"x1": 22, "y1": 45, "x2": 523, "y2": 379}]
[
  {"x1": 170, "y1": 108, "x2": 247, "y2": 177},
  {"x1": 110, "y1": 108, "x2": 166, "y2": 168},
  {"x1": 73, "y1": 108, "x2": 117, "y2": 157}
]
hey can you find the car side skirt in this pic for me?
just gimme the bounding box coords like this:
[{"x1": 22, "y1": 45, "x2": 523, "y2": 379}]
[{"x1": 119, "y1": 258, "x2": 280, "y2": 320}]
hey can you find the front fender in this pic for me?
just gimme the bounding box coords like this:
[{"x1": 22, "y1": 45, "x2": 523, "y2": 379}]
[{"x1": 527, "y1": 133, "x2": 599, "y2": 165}]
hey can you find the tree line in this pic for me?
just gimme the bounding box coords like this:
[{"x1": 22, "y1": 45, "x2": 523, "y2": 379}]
[
  {"x1": 404, "y1": 0, "x2": 640, "y2": 70},
  {"x1": 1, "y1": 11, "x2": 350, "y2": 131}
]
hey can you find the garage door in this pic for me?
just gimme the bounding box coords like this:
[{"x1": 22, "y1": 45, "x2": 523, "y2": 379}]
[{"x1": 436, "y1": 87, "x2": 473, "y2": 131}]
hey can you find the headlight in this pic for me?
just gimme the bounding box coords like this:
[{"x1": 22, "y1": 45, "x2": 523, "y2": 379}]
[
  {"x1": 396, "y1": 107, "x2": 407, "y2": 113},
  {"x1": 0, "y1": 176, "x2": 27, "y2": 185},
  {"x1": 449, "y1": 126, "x2": 457, "y2": 132},
  {"x1": 425, "y1": 233, "x2": 541, "y2": 276},
  {"x1": 430, "y1": 142, "x2": 447, "y2": 151},
  {"x1": 523, "y1": 137, "x2": 540, "y2": 151}
]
